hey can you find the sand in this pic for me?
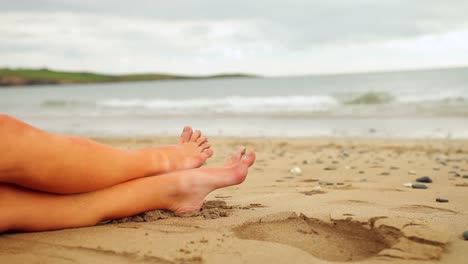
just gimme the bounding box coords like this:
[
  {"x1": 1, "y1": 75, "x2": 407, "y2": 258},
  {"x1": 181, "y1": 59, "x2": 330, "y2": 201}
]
[{"x1": 1, "y1": 137, "x2": 467, "y2": 264}]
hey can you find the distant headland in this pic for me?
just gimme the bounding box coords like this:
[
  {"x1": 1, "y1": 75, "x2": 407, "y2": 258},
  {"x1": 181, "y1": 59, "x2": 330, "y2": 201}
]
[{"x1": 0, "y1": 68, "x2": 258, "y2": 87}]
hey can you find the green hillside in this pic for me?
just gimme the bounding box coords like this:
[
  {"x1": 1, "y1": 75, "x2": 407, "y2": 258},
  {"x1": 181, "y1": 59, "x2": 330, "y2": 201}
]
[{"x1": 0, "y1": 68, "x2": 256, "y2": 87}]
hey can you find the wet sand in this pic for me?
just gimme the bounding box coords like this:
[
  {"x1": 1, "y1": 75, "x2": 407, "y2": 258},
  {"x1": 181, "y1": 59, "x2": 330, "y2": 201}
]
[{"x1": 1, "y1": 137, "x2": 467, "y2": 264}]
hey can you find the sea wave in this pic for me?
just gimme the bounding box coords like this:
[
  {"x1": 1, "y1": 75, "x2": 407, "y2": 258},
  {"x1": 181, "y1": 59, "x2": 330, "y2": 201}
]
[
  {"x1": 345, "y1": 92, "x2": 394, "y2": 105},
  {"x1": 41, "y1": 100, "x2": 94, "y2": 107},
  {"x1": 39, "y1": 92, "x2": 468, "y2": 117},
  {"x1": 97, "y1": 96, "x2": 340, "y2": 114}
]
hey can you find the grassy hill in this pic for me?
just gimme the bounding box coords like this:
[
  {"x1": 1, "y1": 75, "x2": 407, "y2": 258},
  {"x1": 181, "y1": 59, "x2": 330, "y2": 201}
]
[{"x1": 0, "y1": 68, "x2": 256, "y2": 87}]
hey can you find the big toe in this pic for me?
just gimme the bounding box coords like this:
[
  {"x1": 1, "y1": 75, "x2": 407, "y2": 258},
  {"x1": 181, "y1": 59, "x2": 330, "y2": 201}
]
[
  {"x1": 180, "y1": 126, "x2": 193, "y2": 143},
  {"x1": 242, "y1": 151, "x2": 256, "y2": 167}
]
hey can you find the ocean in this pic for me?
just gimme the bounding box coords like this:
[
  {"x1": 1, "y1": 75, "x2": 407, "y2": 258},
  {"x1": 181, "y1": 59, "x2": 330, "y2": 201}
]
[{"x1": 1, "y1": 67, "x2": 467, "y2": 138}]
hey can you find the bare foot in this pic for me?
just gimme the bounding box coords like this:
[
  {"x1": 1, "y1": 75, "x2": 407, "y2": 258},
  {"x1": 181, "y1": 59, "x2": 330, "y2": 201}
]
[
  {"x1": 168, "y1": 147, "x2": 256, "y2": 215},
  {"x1": 142, "y1": 126, "x2": 214, "y2": 174}
]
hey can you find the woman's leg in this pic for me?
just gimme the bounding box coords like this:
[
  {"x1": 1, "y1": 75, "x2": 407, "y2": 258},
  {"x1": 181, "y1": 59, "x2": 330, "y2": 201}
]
[
  {"x1": 0, "y1": 114, "x2": 213, "y2": 194},
  {"x1": 0, "y1": 148, "x2": 255, "y2": 233}
]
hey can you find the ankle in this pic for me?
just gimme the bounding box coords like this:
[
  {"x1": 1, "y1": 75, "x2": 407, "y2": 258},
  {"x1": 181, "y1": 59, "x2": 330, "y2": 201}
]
[{"x1": 135, "y1": 147, "x2": 171, "y2": 176}]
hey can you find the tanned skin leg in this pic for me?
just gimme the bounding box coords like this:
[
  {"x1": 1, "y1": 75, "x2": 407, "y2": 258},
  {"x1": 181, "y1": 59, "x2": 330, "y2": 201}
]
[
  {"x1": 0, "y1": 114, "x2": 213, "y2": 194},
  {"x1": 0, "y1": 148, "x2": 255, "y2": 233}
]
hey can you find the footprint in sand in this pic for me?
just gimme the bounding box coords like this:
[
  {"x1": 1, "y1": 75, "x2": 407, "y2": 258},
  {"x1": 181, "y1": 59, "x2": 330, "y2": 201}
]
[{"x1": 233, "y1": 212, "x2": 448, "y2": 262}]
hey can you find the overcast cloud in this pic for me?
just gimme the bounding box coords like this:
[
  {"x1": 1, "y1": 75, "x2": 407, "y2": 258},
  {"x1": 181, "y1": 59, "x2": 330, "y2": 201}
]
[{"x1": 1, "y1": 0, "x2": 468, "y2": 75}]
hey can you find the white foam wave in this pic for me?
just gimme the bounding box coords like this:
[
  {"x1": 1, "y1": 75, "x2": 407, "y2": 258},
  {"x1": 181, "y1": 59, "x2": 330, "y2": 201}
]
[
  {"x1": 395, "y1": 91, "x2": 467, "y2": 104},
  {"x1": 98, "y1": 96, "x2": 340, "y2": 115}
]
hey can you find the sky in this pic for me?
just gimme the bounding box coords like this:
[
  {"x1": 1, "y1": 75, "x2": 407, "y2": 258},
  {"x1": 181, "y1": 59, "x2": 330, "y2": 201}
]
[{"x1": 1, "y1": 0, "x2": 468, "y2": 76}]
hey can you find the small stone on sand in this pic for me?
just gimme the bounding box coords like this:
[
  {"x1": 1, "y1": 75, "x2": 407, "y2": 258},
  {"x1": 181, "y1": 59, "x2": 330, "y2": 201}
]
[
  {"x1": 463, "y1": 175, "x2": 468, "y2": 179},
  {"x1": 436, "y1": 198, "x2": 449, "y2": 203},
  {"x1": 289, "y1": 166, "x2": 302, "y2": 175},
  {"x1": 412, "y1": 183, "x2": 428, "y2": 189},
  {"x1": 463, "y1": 231, "x2": 468, "y2": 240},
  {"x1": 416, "y1": 176, "x2": 432, "y2": 183},
  {"x1": 319, "y1": 181, "x2": 334, "y2": 186}
]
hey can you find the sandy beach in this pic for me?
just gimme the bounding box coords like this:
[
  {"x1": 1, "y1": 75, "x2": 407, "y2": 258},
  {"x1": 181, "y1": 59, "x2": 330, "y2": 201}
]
[{"x1": 1, "y1": 136, "x2": 467, "y2": 264}]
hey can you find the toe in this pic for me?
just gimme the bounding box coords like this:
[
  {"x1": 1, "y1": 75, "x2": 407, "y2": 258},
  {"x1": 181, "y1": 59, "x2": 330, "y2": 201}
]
[
  {"x1": 202, "y1": 149, "x2": 214, "y2": 159},
  {"x1": 190, "y1": 130, "x2": 201, "y2": 142},
  {"x1": 242, "y1": 151, "x2": 256, "y2": 167},
  {"x1": 226, "y1": 147, "x2": 246, "y2": 165},
  {"x1": 196, "y1": 136, "x2": 208, "y2": 146},
  {"x1": 199, "y1": 142, "x2": 211, "y2": 151},
  {"x1": 180, "y1": 126, "x2": 193, "y2": 143},
  {"x1": 236, "y1": 147, "x2": 247, "y2": 159}
]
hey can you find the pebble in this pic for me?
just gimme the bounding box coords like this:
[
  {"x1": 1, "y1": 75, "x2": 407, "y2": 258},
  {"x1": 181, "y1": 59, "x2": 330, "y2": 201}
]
[
  {"x1": 463, "y1": 231, "x2": 468, "y2": 240},
  {"x1": 324, "y1": 166, "x2": 337, "y2": 171},
  {"x1": 436, "y1": 198, "x2": 449, "y2": 203},
  {"x1": 302, "y1": 160, "x2": 310, "y2": 164},
  {"x1": 463, "y1": 175, "x2": 468, "y2": 179},
  {"x1": 416, "y1": 176, "x2": 432, "y2": 183},
  {"x1": 412, "y1": 183, "x2": 428, "y2": 189},
  {"x1": 319, "y1": 181, "x2": 334, "y2": 186},
  {"x1": 289, "y1": 166, "x2": 302, "y2": 175},
  {"x1": 341, "y1": 150, "x2": 350, "y2": 156},
  {"x1": 380, "y1": 172, "x2": 390, "y2": 176}
]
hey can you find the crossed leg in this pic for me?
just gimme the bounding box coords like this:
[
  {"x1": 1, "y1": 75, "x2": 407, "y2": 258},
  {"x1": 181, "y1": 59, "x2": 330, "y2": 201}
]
[
  {"x1": 0, "y1": 114, "x2": 213, "y2": 194},
  {"x1": 0, "y1": 148, "x2": 255, "y2": 233}
]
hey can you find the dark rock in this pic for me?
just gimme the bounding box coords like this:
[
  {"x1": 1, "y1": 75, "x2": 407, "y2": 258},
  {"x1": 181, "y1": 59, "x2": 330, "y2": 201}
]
[
  {"x1": 436, "y1": 198, "x2": 449, "y2": 203},
  {"x1": 463, "y1": 231, "x2": 468, "y2": 240},
  {"x1": 463, "y1": 175, "x2": 468, "y2": 179},
  {"x1": 416, "y1": 176, "x2": 432, "y2": 183},
  {"x1": 412, "y1": 183, "x2": 428, "y2": 189}
]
